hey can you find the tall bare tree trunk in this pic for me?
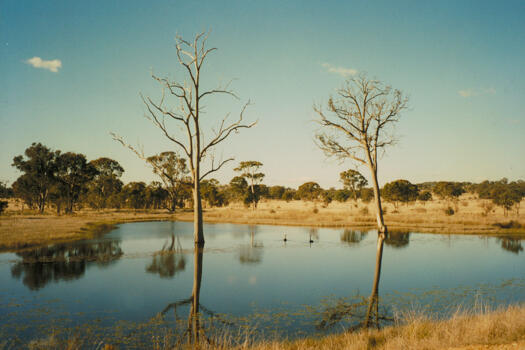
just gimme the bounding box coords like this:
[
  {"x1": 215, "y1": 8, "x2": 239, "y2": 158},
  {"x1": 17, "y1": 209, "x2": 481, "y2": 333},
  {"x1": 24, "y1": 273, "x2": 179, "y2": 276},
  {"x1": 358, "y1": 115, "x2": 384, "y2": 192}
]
[
  {"x1": 193, "y1": 176, "x2": 204, "y2": 244},
  {"x1": 365, "y1": 232, "x2": 385, "y2": 327}
]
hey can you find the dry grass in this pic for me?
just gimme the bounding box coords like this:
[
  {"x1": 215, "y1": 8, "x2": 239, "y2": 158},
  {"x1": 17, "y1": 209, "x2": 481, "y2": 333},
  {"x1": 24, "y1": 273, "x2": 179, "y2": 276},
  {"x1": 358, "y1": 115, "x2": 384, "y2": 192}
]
[
  {"x1": 19, "y1": 304, "x2": 525, "y2": 350},
  {"x1": 0, "y1": 207, "x2": 177, "y2": 252},
  {"x1": 186, "y1": 196, "x2": 525, "y2": 235},
  {"x1": 1, "y1": 195, "x2": 524, "y2": 252},
  {"x1": 254, "y1": 304, "x2": 525, "y2": 350}
]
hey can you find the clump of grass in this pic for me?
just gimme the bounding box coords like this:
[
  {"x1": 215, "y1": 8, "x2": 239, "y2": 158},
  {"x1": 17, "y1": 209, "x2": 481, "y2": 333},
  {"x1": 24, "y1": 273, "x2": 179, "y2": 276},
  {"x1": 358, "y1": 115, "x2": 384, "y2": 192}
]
[
  {"x1": 313, "y1": 208, "x2": 319, "y2": 214},
  {"x1": 359, "y1": 207, "x2": 369, "y2": 215},
  {"x1": 444, "y1": 207, "x2": 455, "y2": 216},
  {"x1": 493, "y1": 221, "x2": 522, "y2": 229}
]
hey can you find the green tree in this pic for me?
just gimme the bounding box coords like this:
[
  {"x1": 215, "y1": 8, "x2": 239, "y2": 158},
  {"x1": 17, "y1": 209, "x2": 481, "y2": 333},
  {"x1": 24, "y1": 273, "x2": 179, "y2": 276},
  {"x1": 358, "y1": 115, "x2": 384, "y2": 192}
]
[
  {"x1": 54, "y1": 152, "x2": 97, "y2": 213},
  {"x1": 340, "y1": 169, "x2": 368, "y2": 201},
  {"x1": 145, "y1": 181, "x2": 169, "y2": 209},
  {"x1": 433, "y1": 181, "x2": 465, "y2": 200},
  {"x1": 296, "y1": 182, "x2": 322, "y2": 201},
  {"x1": 234, "y1": 161, "x2": 265, "y2": 209},
  {"x1": 0, "y1": 181, "x2": 13, "y2": 198},
  {"x1": 87, "y1": 158, "x2": 125, "y2": 209},
  {"x1": 417, "y1": 190, "x2": 432, "y2": 204},
  {"x1": 200, "y1": 179, "x2": 227, "y2": 207},
  {"x1": 0, "y1": 201, "x2": 7, "y2": 214},
  {"x1": 228, "y1": 176, "x2": 248, "y2": 202},
  {"x1": 492, "y1": 187, "x2": 522, "y2": 217},
  {"x1": 268, "y1": 186, "x2": 286, "y2": 200},
  {"x1": 282, "y1": 189, "x2": 296, "y2": 202},
  {"x1": 382, "y1": 180, "x2": 419, "y2": 209},
  {"x1": 12, "y1": 143, "x2": 59, "y2": 213},
  {"x1": 360, "y1": 188, "x2": 374, "y2": 203},
  {"x1": 121, "y1": 182, "x2": 147, "y2": 209},
  {"x1": 147, "y1": 152, "x2": 190, "y2": 212}
]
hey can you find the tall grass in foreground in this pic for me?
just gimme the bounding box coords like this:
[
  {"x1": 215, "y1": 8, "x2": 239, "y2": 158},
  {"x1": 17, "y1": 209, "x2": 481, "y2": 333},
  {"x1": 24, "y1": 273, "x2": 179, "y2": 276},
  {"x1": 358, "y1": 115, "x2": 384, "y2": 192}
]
[{"x1": 17, "y1": 303, "x2": 525, "y2": 350}]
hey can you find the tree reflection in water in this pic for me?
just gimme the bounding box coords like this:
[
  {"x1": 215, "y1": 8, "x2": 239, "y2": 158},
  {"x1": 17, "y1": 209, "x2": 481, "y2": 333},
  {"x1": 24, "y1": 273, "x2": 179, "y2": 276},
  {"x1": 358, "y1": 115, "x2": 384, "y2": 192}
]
[
  {"x1": 146, "y1": 234, "x2": 186, "y2": 277},
  {"x1": 10, "y1": 240, "x2": 123, "y2": 290},
  {"x1": 384, "y1": 230, "x2": 410, "y2": 249},
  {"x1": 498, "y1": 237, "x2": 523, "y2": 254},
  {"x1": 340, "y1": 229, "x2": 368, "y2": 245},
  {"x1": 318, "y1": 230, "x2": 393, "y2": 331},
  {"x1": 157, "y1": 243, "x2": 231, "y2": 347},
  {"x1": 238, "y1": 225, "x2": 263, "y2": 264}
]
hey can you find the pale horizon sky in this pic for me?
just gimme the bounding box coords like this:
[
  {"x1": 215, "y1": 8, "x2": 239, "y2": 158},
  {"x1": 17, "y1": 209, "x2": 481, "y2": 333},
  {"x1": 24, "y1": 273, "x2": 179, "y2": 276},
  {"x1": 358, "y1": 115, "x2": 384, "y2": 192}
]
[{"x1": 1, "y1": 0, "x2": 524, "y2": 189}]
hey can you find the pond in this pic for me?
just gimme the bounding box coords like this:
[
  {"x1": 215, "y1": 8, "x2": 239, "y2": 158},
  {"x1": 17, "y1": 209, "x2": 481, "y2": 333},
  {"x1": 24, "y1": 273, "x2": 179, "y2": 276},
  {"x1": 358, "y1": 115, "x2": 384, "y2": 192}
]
[{"x1": 0, "y1": 221, "x2": 524, "y2": 347}]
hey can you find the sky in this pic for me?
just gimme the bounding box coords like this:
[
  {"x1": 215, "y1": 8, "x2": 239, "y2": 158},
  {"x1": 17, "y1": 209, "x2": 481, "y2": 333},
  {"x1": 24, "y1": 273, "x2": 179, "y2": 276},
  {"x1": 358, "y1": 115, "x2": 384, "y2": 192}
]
[{"x1": 1, "y1": 0, "x2": 524, "y2": 189}]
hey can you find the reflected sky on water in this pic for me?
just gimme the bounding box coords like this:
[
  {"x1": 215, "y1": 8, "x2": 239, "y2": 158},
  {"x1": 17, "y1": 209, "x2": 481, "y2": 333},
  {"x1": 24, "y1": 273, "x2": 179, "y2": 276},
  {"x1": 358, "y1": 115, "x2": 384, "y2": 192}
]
[{"x1": 0, "y1": 221, "x2": 523, "y2": 343}]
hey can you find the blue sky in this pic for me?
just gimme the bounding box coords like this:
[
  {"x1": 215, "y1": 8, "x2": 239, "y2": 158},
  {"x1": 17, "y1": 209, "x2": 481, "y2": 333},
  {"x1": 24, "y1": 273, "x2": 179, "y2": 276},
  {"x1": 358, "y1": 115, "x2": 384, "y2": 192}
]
[{"x1": 1, "y1": 0, "x2": 524, "y2": 188}]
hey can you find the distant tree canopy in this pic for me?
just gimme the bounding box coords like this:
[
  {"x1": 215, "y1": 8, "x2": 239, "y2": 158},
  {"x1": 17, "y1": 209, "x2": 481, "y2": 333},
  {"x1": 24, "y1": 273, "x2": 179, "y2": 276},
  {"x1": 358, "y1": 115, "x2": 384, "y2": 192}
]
[
  {"x1": 86, "y1": 158, "x2": 125, "y2": 209},
  {"x1": 147, "y1": 151, "x2": 191, "y2": 212},
  {"x1": 12, "y1": 143, "x2": 60, "y2": 213},
  {"x1": 0, "y1": 181, "x2": 13, "y2": 198},
  {"x1": 234, "y1": 161, "x2": 265, "y2": 209},
  {"x1": 473, "y1": 179, "x2": 524, "y2": 216},
  {"x1": 296, "y1": 182, "x2": 322, "y2": 201},
  {"x1": 340, "y1": 169, "x2": 368, "y2": 201},
  {"x1": 433, "y1": 181, "x2": 465, "y2": 200},
  {"x1": 382, "y1": 180, "x2": 419, "y2": 208},
  {"x1": 7, "y1": 144, "x2": 525, "y2": 216}
]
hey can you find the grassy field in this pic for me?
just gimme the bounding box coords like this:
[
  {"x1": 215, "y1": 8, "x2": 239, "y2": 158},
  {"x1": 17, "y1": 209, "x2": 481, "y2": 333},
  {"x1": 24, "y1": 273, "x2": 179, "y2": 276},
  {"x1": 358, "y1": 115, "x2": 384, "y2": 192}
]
[{"x1": 1, "y1": 195, "x2": 524, "y2": 252}]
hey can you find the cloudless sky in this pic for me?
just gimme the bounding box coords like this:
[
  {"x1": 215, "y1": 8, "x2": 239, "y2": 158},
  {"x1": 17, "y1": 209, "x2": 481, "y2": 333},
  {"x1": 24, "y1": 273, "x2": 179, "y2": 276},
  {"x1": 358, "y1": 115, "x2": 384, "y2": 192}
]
[{"x1": 1, "y1": 0, "x2": 524, "y2": 188}]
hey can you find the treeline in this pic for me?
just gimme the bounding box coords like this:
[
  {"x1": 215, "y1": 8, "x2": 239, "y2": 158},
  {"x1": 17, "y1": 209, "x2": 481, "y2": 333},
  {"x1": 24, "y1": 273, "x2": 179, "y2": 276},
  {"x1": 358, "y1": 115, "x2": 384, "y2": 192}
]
[{"x1": 1, "y1": 143, "x2": 524, "y2": 216}]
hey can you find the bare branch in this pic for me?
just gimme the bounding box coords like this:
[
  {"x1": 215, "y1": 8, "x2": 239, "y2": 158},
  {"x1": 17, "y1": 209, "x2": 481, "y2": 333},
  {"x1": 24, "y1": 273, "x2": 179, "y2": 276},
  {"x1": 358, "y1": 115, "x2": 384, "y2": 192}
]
[
  {"x1": 200, "y1": 101, "x2": 256, "y2": 158},
  {"x1": 200, "y1": 157, "x2": 234, "y2": 181}
]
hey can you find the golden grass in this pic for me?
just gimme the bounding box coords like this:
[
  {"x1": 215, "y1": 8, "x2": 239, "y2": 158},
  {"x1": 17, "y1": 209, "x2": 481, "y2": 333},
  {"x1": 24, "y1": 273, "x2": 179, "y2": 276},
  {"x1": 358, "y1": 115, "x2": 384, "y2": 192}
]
[
  {"x1": 174, "y1": 304, "x2": 525, "y2": 350},
  {"x1": 1, "y1": 195, "x2": 524, "y2": 252},
  {"x1": 186, "y1": 196, "x2": 525, "y2": 235},
  {"x1": 0, "y1": 209, "x2": 177, "y2": 252},
  {"x1": 22, "y1": 304, "x2": 525, "y2": 350}
]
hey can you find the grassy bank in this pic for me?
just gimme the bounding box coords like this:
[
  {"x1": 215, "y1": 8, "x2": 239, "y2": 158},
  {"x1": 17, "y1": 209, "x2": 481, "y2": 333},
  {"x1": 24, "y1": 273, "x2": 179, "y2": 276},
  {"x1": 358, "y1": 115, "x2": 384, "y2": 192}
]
[
  {"x1": 0, "y1": 209, "x2": 176, "y2": 252},
  {"x1": 1, "y1": 196, "x2": 524, "y2": 252},
  {"x1": 21, "y1": 304, "x2": 525, "y2": 349}
]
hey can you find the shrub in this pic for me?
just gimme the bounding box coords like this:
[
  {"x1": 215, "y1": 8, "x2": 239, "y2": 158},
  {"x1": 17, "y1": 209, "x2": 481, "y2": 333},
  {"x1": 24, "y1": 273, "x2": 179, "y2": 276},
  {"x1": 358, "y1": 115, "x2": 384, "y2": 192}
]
[
  {"x1": 444, "y1": 207, "x2": 455, "y2": 216},
  {"x1": 493, "y1": 221, "x2": 522, "y2": 229},
  {"x1": 313, "y1": 208, "x2": 319, "y2": 214},
  {"x1": 359, "y1": 206, "x2": 369, "y2": 215},
  {"x1": 0, "y1": 200, "x2": 7, "y2": 214}
]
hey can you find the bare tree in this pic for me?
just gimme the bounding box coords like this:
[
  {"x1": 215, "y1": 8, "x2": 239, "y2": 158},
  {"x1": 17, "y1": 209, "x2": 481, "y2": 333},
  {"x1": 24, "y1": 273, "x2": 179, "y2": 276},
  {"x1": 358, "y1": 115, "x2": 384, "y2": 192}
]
[
  {"x1": 314, "y1": 74, "x2": 407, "y2": 329},
  {"x1": 113, "y1": 32, "x2": 255, "y2": 244},
  {"x1": 314, "y1": 74, "x2": 408, "y2": 234}
]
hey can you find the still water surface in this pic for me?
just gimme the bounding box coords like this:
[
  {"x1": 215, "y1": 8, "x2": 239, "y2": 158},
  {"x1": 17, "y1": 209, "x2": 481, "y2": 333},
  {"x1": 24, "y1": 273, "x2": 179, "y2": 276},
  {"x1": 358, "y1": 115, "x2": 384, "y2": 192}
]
[{"x1": 0, "y1": 221, "x2": 523, "y2": 345}]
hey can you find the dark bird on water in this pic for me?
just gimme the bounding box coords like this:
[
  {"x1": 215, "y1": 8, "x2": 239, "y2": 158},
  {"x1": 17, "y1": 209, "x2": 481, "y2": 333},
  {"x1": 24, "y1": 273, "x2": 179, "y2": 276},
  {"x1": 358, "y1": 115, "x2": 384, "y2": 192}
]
[{"x1": 283, "y1": 234, "x2": 287, "y2": 242}]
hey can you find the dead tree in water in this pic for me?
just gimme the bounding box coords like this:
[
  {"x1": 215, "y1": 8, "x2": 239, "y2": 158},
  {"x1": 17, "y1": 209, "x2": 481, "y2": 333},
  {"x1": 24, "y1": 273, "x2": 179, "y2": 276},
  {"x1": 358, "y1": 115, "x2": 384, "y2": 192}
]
[
  {"x1": 314, "y1": 74, "x2": 408, "y2": 328},
  {"x1": 314, "y1": 74, "x2": 408, "y2": 234},
  {"x1": 113, "y1": 31, "x2": 255, "y2": 244}
]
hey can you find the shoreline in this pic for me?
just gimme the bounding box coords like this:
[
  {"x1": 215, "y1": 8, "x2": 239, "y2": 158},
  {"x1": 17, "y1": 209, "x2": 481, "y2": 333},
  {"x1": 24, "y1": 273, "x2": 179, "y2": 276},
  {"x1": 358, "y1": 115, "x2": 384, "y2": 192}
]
[{"x1": 1, "y1": 205, "x2": 524, "y2": 252}]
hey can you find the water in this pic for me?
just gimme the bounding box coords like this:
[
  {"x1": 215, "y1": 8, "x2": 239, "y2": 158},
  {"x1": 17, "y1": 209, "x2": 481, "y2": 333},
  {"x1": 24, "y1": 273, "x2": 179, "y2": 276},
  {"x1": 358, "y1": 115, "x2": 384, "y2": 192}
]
[{"x1": 0, "y1": 221, "x2": 523, "y2": 346}]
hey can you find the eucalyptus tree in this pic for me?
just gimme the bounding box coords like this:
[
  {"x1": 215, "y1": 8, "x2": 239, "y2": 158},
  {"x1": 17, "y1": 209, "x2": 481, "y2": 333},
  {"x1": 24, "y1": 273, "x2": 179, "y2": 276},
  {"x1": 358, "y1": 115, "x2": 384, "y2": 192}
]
[
  {"x1": 12, "y1": 143, "x2": 60, "y2": 213},
  {"x1": 234, "y1": 161, "x2": 265, "y2": 209},
  {"x1": 147, "y1": 151, "x2": 190, "y2": 212},
  {"x1": 87, "y1": 158, "x2": 125, "y2": 209},
  {"x1": 55, "y1": 152, "x2": 97, "y2": 213},
  {"x1": 113, "y1": 32, "x2": 255, "y2": 244},
  {"x1": 340, "y1": 169, "x2": 368, "y2": 201}
]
